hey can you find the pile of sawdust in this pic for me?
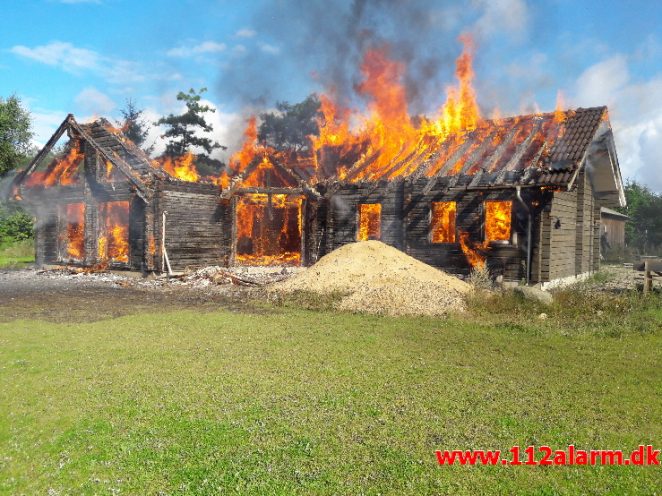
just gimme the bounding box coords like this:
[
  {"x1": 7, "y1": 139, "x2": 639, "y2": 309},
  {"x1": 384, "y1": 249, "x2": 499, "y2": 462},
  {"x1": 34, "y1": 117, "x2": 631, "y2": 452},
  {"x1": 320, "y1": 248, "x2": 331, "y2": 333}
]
[{"x1": 273, "y1": 240, "x2": 471, "y2": 316}]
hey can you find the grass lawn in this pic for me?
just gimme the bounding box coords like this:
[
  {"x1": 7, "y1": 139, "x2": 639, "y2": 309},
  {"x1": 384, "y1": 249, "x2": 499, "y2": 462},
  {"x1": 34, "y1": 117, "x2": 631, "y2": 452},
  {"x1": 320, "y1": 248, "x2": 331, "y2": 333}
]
[
  {"x1": 0, "y1": 240, "x2": 34, "y2": 269},
  {"x1": 0, "y1": 293, "x2": 660, "y2": 494}
]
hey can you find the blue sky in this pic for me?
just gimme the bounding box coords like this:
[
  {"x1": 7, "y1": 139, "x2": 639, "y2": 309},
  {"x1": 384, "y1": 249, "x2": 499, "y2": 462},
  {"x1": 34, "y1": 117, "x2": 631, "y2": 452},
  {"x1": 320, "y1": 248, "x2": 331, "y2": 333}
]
[{"x1": 1, "y1": 0, "x2": 661, "y2": 189}]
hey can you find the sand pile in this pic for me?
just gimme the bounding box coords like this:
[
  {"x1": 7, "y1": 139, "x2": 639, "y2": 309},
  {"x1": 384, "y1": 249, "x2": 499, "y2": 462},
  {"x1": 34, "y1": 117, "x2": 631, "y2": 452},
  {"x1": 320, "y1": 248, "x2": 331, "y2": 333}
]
[{"x1": 273, "y1": 240, "x2": 471, "y2": 316}]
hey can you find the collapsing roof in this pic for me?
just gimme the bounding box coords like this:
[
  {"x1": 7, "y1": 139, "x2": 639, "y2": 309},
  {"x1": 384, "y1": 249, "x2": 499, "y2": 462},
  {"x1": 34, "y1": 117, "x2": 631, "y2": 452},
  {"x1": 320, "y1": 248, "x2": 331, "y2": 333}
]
[{"x1": 316, "y1": 106, "x2": 625, "y2": 206}]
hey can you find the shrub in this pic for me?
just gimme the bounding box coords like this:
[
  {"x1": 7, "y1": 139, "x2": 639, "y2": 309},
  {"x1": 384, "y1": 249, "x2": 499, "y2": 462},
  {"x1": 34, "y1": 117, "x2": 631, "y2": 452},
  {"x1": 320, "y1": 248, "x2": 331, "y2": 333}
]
[{"x1": 0, "y1": 205, "x2": 33, "y2": 243}]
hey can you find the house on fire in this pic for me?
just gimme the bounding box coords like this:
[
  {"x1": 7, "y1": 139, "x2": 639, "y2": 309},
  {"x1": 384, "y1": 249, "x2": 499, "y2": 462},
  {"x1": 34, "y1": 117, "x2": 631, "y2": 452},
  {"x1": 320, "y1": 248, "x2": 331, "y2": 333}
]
[{"x1": 11, "y1": 106, "x2": 625, "y2": 287}]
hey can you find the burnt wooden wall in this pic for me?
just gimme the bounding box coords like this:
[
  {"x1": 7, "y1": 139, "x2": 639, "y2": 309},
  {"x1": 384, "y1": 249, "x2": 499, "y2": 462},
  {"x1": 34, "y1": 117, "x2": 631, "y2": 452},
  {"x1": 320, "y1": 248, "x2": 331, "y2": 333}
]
[
  {"x1": 325, "y1": 180, "x2": 405, "y2": 252},
  {"x1": 405, "y1": 178, "x2": 525, "y2": 279},
  {"x1": 27, "y1": 144, "x2": 144, "y2": 269},
  {"x1": 155, "y1": 182, "x2": 225, "y2": 271},
  {"x1": 324, "y1": 179, "x2": 526, "y2": 280}
]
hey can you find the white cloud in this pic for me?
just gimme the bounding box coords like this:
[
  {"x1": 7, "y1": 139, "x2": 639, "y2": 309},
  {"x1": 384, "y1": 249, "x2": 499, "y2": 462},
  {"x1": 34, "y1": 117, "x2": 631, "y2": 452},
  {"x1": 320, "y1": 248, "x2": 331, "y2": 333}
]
[
  {"x1": 234, "y1": 28, "x2": 256, "y2": 39},
  {"x1": 574, "y1": 55, "x2": 630, "y2": 107},
  {"x1": 11, "y1": 41, "x2": 100, "y2": 73},
  {"x1": 232, "y1": 44, "x2": 248, "y2": 56},
  {"x1": 573, "y1": 56, "x2": 662, "y2": 192},
  {"x1": 74, "y1": 87, "x2": 116, "y2": 116},
  {"x1": 472, "y1": 0, "x2": 529, "y2": 41},
  {"x1": 258, "y1": 42, "x2": 280, "y2": 55},
  {"x1": 10, "y1": 41, "x2": 147, "y2": 84},
  {"x1": 166, "y1": 41, "x2": 227, "y2": 58}
]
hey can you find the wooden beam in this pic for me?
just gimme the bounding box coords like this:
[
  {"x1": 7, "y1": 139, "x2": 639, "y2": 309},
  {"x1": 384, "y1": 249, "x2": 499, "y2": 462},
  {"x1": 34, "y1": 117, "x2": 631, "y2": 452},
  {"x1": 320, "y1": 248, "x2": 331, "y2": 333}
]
[{"x1": 67, "y1": 117, "x2": 152, "y2": 201}]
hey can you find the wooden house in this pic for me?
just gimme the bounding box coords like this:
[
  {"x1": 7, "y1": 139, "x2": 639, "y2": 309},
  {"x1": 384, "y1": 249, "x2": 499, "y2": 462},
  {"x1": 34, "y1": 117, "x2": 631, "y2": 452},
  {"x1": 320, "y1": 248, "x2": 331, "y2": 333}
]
[{"x1": 12, "y1": 106, "x2": 625, "y2": 286}]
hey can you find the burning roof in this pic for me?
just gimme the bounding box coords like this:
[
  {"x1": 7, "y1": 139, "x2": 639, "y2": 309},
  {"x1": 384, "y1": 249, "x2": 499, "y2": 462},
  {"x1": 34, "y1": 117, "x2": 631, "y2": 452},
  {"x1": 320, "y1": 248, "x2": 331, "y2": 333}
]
[
  {"x1": 12, "y1": 37, "x2": 622, "y2": 205},
  {"x1": 314, "y1": 106, "x2": 611, "y2": 190}
]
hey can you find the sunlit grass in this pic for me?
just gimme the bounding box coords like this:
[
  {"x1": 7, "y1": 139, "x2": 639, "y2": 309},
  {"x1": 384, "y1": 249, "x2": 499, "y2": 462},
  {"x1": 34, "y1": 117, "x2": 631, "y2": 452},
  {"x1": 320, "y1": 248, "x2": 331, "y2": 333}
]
[
  {"x1": 0, "y1": 239, "x2": 34, "y2": 268},
  {"x1": 1, "y1": 304, "x2": 660, "y2": 494}
]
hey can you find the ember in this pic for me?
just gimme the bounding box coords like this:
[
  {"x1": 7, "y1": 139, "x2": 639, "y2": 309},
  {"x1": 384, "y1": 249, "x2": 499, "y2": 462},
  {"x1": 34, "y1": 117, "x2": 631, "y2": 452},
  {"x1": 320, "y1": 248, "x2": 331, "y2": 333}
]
[
  {"x1": 358, "y1": 204, "x2": 382, "y2": 241},
  {"x1": 235, "y1": 194, "x2": 303, "y2": 266},
  {"x1": 59, "y1": 203, "x2": 85, "y2": 261},
  {"x1": 98, "y1": 201, "x2": 129, "y2": 263}
]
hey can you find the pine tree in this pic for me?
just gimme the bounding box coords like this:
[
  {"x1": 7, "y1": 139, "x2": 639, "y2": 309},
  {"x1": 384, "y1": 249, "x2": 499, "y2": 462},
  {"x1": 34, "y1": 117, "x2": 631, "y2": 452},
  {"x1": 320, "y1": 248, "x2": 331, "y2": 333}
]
[{"x1": 155, "y1": 88, "x2": 225, "y2": 157}]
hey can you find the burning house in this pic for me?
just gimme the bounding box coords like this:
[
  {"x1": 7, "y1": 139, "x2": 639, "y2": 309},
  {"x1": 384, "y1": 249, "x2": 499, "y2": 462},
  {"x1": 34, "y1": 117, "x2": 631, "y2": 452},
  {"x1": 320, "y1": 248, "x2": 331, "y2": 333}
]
[{"x1": 10, "y1": 44, "x2": 625, "y2": 286}]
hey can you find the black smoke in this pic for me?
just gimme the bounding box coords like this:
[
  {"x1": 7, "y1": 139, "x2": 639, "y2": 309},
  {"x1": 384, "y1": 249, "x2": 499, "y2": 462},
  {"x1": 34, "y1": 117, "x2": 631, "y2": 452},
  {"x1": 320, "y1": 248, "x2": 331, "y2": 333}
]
[{"x1": 217, "y1": 0, "x2": 477, "y2": 115}]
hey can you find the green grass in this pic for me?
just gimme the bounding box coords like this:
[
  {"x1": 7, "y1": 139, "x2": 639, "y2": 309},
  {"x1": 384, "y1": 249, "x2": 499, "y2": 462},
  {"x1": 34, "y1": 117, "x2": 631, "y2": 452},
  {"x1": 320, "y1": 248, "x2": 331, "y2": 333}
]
[
  {"x1": 0, "y1": 239, "x2": 34, "y2": 268},
  {"x1": 1, "y1": 299, "x2": 660, "y2": 494}
]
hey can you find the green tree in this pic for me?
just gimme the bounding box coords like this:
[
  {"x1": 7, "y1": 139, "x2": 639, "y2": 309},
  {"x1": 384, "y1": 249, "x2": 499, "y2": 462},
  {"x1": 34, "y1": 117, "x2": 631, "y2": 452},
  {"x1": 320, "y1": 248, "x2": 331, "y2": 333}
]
[
  {"x1": 258, "y1": 94, "x2": 321, "y2": 151},
  {"x1": 620, "y1": 180, "x2": 662, "y2": 253},
  {"x1": 155, "y1": 88, "x2": 225, "y2": 157},
  {"x1": 0, "y1": 95, "x2": 33, "y2": 176},
  {"x1": 116, "y1": 99, "x2": 153, "y2": 155}
]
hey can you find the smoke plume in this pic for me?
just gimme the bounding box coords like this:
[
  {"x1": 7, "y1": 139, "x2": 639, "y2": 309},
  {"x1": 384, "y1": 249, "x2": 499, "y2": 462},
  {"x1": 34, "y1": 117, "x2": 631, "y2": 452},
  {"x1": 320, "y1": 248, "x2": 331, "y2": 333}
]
[{"x1": 217, "y1": 0, "x2": 474, "y2": 115}]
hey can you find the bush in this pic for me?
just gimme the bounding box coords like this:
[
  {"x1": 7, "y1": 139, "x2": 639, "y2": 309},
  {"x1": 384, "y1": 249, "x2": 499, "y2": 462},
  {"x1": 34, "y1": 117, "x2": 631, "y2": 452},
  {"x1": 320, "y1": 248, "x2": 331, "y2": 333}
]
[{"x1": 0, "y1": 204, "x2": 33, "y2": 243}]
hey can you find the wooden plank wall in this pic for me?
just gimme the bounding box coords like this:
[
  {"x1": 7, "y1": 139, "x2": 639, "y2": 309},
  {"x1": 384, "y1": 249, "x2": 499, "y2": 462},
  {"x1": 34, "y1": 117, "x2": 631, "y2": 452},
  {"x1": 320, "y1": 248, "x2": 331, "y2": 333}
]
[
  {"x1": 34, "y1": 205, "x2": 58, "y2": 266},
  {"x1": 592, "y1": 203, "x2": 601, "y2": 272},
  {"x1": 543, "y1": 189, "x2": 578, "y2": 281},
  {"x1": 601, "y1": 216, "x2": 626, "y2": 249},
  {"x1": 156, "y1": 182, "x2": 225, "y2": 271},
  {"x1": 575, "y1": 171, "x2": 596, "y2": 274}
]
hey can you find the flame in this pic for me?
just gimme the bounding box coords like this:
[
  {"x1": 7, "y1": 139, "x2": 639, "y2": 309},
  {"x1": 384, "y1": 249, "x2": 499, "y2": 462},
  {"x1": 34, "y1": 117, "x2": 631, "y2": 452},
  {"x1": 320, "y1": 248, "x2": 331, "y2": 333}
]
[
  {"x1": 26, "y1": 142, "x2": 84, "y2": 187},
  {"x1": 357, "y1": 203, "x2": 382, "y2": 241},
  {"x1": 154, "y1": 152, "x2": 200, "y2": 182},
  {"x1": 60, "y1": 203, "x2": 85, "y2": 260},
  {"x1": 312, "y1": 35, "x2": 482, "y2": 183},
  {"x1": 554, "y1": 90, "x2": 566, "y2": 123},
  {"x1": 98, "y1": 201, "x2": 129, "y2": 263},
  {"x1": 484, "y1": 201, "x2": 512, "y2": 241},
  {"x1": 235, "y1": 193, "x2": 303, "y2": 266},
  {"x1": 459, "y1": 232, "x2": 488, "y2": 269},
  {"x1": 218, "y1": 117, "x2": 261, "y2": 189},
  {"x1": 430, "y1": 201, "x2": 456, "y2": 243}
]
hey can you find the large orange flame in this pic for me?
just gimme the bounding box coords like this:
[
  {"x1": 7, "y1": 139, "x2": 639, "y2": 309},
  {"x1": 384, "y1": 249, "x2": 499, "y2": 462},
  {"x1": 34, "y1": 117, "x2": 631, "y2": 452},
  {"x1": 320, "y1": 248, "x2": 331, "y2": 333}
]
[
  {"x1": 357, "y1": 203, "x2": 382, "y2": 241},
  {"x1": 98, "y1": 201, "x2": 129, "y2": 264},
  {"x1": 459, "y1": 232, "x2": 488, "y2": 269},
  {"x1": 154, "y1": 152, "x2": 200, "y2": 182},
  {"x1": 311, "y1": 35, "x2": 482, "y2": 183},
  {"x1": 484, "y1": 201, "x2": 512, "y2": 242},
  {"x1": 26, "y1": 142, "x2": 84, "y2": 187},
  {"x1": 60, "y1": 203, "x2": 85, "y2": 261},
  {"x1": 235, "y1": 193, "x2": 303, "y2": 265},
  {"x1": 430, "y1": 201, "x2": 457, "y2": 243}
]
